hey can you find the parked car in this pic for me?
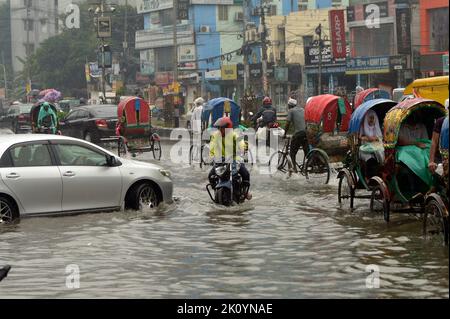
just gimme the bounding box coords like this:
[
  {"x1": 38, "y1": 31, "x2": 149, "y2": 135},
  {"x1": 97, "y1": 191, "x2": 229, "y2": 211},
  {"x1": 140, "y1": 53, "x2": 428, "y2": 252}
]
[
  {"x1": 0, "y1": 134, "x2": 173, "y2": 223},
  {"x1": 59, "y1": 104, "x2": 118, "y2": 144},
  {"x1": 0, "y1": 103, "x2": 33, "y2": 133}
]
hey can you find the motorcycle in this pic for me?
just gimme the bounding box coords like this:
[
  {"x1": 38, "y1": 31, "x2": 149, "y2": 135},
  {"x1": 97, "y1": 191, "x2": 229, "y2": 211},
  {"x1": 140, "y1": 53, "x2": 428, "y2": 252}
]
[{"x1": 206, "y1": 159, "x2": 250, "y2": 206}]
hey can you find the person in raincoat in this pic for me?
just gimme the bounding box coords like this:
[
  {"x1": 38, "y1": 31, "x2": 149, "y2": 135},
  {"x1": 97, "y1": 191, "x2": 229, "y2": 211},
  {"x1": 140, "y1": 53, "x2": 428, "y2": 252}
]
[{"x1": 37, "y1": 102, "x2": 57, "y2": 134}]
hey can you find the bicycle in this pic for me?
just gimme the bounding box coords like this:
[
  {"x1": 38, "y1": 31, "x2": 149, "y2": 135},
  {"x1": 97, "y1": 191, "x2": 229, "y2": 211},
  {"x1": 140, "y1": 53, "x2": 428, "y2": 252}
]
[{"x1": 268, "y1": 135, "x2": 331, "y2": 184}]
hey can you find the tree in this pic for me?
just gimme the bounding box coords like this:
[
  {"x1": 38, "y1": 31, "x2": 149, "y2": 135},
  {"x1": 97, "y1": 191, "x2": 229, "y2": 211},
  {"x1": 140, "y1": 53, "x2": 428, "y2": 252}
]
[
  {"x1": 25, "y1": 3, "x2": 142, "y2": 97},
  {"x1": 0, "y1": 1, "x2": 13, "y2": 98}
]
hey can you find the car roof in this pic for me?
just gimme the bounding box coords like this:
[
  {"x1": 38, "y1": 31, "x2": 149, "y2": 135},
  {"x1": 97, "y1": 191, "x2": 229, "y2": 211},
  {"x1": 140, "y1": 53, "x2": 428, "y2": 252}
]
[{"x1": 0, "y1": 134, "x2": 115, "y2": 156}]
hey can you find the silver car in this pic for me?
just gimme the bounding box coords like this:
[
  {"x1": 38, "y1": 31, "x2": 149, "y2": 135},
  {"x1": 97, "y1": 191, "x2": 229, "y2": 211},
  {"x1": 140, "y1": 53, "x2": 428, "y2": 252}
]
[{"x1": 0, "y1": 134, "x2": 173, "y2": 223}]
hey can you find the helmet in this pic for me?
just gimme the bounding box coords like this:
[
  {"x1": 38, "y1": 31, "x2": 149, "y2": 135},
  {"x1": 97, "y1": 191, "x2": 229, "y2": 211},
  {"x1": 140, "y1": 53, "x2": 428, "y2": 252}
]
[
  {"x1": 263, "y1": 96, "x2": 272, "y2": 105},
  {"x1": 194, "y1": 97, "x2": 204, "y2": 105},
  {"x1": 213, "y1": 117, "x2": 233, "y2": 129},
  {"x1": 288, "y1": 98, "x2": 297, "y2": 107}
]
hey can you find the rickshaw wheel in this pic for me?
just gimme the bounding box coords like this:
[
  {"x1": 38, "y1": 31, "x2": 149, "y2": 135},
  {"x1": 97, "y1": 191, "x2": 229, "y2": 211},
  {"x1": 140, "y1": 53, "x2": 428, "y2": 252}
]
[
  {"x1": 338, "y1": 174, "x2": 354, "y2": 209},
  {"x1": 370, "y1": 184, "x2": 390, "y2": 222},
  {"x1": 151, "y1": 139, "x2": 162, "y2": 160},
  {"x1": 423, "y1": 199, "x2": 449, "y2": 246},
  {"x1": 305, "y1": 150, "x2": 330, "y2": 184},
  {"x1": 201, "y1": 144, "x2": 212, "y2": 168},
  {"x1": 268, "y1": 151, "x2": 289, "y2": 176}
]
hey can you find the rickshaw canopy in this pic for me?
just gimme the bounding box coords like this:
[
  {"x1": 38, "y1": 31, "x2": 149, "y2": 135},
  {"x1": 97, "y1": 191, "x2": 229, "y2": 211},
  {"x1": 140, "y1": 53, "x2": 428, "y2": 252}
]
[
  {"x1": 354, "y1": 88, "x2": 391, "y2": 109},
  {"x1": 403, "y1": 76, "x2": 449, "y2": 105},
  {"x1": 202, "y1": 97, "x2": 240, "y2": 128},
  {"x1": 117, "y1": 97, "x2": 151, "y2": 136},
  {"x1": 305, "y1": 94, "x2": 352, "y2": 133},
  {"x1": 441, "y1": 116, "x2": 449, "y2": 150},
  {"x1": 383, "y1": 98, "x2": 446, "y2": 149},
  {"x1": 348, "y1": 99, "x2": 397, "y2": 135}
]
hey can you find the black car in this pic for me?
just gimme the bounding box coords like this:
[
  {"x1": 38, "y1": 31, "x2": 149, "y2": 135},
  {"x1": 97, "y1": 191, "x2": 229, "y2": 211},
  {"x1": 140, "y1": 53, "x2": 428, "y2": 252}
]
[
  {"x1": 0, "y1": 103, "x2": 34, "y2": 133},
  {"x1": 59, "y1": 105, "x2": 118, "y2": 144}
]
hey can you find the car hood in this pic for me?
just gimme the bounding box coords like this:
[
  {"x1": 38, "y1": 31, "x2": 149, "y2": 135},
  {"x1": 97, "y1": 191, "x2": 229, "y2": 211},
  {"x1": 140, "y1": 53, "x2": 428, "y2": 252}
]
[{"x1": 118, "y1": 157, "x2": 165, "y2": 171}]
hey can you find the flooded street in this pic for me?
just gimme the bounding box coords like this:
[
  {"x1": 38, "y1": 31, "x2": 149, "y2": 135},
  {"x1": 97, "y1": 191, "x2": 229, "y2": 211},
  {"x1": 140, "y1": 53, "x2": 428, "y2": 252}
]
[{"x1": 0, "y1": 141, "x2": 448, "y2": 298}]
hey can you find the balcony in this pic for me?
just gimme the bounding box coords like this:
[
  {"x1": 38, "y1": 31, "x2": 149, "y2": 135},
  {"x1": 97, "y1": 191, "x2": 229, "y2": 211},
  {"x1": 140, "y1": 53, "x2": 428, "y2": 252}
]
[{"x1": 136, "y1": 24, "x2": 194, "y2": 50}]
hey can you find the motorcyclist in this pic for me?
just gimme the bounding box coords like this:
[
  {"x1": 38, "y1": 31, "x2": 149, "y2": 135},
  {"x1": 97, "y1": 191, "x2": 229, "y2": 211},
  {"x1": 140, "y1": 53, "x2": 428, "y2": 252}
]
[
  {"x1": 37, "y1": 102, "x2": 57, "y2": 134},
  {"x1": 208, "y1": 117, "x2": 251, "y2": 199},
  {"x1": 253, "y1": 96, "x2": 277, "y2": 129}
]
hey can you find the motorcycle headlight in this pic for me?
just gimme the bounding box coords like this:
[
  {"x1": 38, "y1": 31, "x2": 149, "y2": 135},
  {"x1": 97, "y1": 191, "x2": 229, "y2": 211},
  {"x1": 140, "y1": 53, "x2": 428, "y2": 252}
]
[
  {"x1": 215, "y1": 166, "x2": 227, "y2": 176},
  {"x1": 160, "y1": 169, "x2": 171, "y2": 178}
]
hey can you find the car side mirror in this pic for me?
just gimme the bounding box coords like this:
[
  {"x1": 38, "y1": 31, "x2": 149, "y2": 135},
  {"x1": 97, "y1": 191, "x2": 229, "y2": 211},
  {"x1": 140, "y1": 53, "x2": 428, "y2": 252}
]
[{"x1": 106, "y1": 155, "x2": 121, "y2": 167}]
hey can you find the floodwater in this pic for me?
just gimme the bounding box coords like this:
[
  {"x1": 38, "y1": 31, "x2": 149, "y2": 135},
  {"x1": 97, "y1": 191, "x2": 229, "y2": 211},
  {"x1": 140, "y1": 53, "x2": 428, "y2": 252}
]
[{"x1": 0, "y1": 140, "x2": 448, "y2": 298}]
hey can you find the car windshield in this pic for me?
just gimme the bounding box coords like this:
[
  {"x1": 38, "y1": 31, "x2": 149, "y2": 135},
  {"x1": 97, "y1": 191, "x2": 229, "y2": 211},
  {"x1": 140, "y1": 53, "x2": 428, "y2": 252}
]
[
  {"x1": 91, "y1": 106, "x2": 117, "y2": 118},
  {"x1": 19, "y1": 104, "x2": 33, "y2": 113}
]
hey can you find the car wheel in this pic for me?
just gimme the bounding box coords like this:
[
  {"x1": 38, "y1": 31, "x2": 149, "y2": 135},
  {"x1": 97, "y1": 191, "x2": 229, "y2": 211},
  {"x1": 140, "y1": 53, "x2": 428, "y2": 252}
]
[
  {"x1": 127, "y1": 183, "x2": 160, "y2": 211},
  {"x1": 0, "y1": 196, "x2": 19, "y2": 224}
]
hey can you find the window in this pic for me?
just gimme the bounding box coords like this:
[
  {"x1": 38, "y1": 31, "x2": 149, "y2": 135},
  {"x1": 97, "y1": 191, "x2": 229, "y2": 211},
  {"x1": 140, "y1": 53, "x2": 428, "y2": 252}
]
[
  {"x1": 65, "y1": 110, "x2": 80, "y2": 121},
  {"x1": 218, "y1": 5, "x2": 229, "y2": 21},
  {"x1": 429, "y1": 8, "x2": 449, "y2": 52},
  {"x1": 54, "y1": 144, "x2": 107, "y2": 166},
  {"x1": 303, "y1": 36, "x2": 313, "y2": 47},
  {"x1": 352, "y1": 24, "x2": 395, "y2": 57},
  {"x1": 23, "y1": 19, "x2": 33, "y2": 31},
  {"x1": 24, "y1": 43, "x2": 35, "y2": 55},
  {"x1": 10, "y1": 144, "x2": 52, "y2": 167},
  {"x1": 155, "y1": 46, "x2": 174, "y2": 72},
  {"x1": 160, "y1": 9, "x2": 174, "y2": 26}
]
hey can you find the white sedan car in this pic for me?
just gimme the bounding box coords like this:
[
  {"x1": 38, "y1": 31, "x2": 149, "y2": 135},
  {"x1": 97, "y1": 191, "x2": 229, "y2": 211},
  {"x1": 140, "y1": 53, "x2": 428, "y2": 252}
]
[{"x1": 0, "y1": 134, "x2": 173, "y2": 223}]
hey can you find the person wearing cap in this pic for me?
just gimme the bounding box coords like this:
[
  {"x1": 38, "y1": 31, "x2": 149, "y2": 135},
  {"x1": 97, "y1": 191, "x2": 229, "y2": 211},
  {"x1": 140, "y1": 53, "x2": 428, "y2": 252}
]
[
  {"x1": 283, "y1": 98, "x2": 308, "y2": 173},
  {"x1": 428, "y1": 98, "x2": 449, "y2": 173},
  {"x1": 37, "y1": 102, "x2": 57, "y2": 134},
  {"x1": 191, "y1": 97, "x2": 205, "y2": 136}
]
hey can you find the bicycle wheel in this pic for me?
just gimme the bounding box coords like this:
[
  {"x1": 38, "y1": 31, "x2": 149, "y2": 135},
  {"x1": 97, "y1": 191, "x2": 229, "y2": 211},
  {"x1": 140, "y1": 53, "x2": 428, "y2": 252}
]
[
  {"x1": 304, "y1": 150, "x2": 330, "y2": 184},
  {"x1": 151, "y1": 139, "x2": 162, "y2": 160},
  {"x1": 118, "y1": 138, "x2": 127, "y2": 157},
  {"x1": 189, "y1": 144, "x2": 201, "y2": 166},
  {"x1": 268, "y1": 151, "x2": 290, "y2": 176}
]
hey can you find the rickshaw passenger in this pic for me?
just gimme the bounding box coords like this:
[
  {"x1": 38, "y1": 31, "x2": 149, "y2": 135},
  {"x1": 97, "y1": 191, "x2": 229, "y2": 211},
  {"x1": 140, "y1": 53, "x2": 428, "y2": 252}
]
[
  {"x1": 396, "y1": 114, "x2": 431, "y2": 195},
  {"x1": 358, "y1": 110, "x2": 384, "y2": 178},
  {"x1": 37, "y1": 102, "x2": 57, "y2": 134}
]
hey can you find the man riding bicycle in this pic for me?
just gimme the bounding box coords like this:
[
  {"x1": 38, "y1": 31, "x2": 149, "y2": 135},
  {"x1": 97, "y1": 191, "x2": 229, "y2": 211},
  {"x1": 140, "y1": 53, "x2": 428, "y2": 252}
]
[{"x1": 283, "y1": 98, "x2": 308, "y2": 173}]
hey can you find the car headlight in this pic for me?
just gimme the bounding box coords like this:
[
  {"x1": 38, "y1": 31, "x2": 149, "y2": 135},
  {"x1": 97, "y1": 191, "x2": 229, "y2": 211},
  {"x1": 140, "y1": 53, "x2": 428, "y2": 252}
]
[{"x1": 160, "y1": 169, "x2": 171, "y2": 178}]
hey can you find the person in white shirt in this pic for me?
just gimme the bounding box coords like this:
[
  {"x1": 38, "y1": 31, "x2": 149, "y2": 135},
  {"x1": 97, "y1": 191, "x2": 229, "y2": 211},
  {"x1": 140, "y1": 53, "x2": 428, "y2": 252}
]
[{"x1": 191, "y1": 97, "x2": 205, "y2": 136}]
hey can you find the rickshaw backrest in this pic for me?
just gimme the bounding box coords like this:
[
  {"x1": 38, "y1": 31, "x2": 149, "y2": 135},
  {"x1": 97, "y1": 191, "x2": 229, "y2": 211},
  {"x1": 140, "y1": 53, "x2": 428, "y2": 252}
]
[
  {"x1": 383, "y1": 98, "x2": 446, "y2": 149},
  {"x1": 305, "y1": 94, "x2": 352, "y2": 133},
  {"x1": 354, "y1": 88, "x2": 391, "y2": 109},
  {"x1": 118, "y1": 97, "x2": 150, "y2": 128},
  {"x1": 202, "y1": 97, "x2": 240, "y2": 128}
]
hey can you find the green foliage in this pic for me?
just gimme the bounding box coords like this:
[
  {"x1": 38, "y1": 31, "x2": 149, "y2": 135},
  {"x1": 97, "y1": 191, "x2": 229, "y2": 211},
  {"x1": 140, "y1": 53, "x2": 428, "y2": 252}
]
[{"x1": 26, "y1": 3, "x2": 142, "y2": 97}]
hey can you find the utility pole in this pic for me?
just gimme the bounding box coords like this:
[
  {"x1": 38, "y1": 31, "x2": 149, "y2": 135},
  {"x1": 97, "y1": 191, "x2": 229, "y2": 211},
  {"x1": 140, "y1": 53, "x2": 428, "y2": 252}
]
[
  {"x1": 1, "y1": 51, "x2": 7, "y2": 99},
  {"x1": 260, "y1": 4, "x2": 268, "y2": 95},
  {"x1": 242, "y1": 0, "x2": 249, "y2": 96},
  {"x1": 100, "y1": 0, "x2": 106, "y2": 102},
  {"x1": 123, "y1": 0, "x2": 128, "y2": 88},
  {"x1": 316, "y1": 23, "x2": 323, "y2": 95},
  {"x1": 173, "y1": 0, "x2": 178, "y2": 82},
  {"x1": 26, "y1": 0, "x2": 31, "y2": 96}
]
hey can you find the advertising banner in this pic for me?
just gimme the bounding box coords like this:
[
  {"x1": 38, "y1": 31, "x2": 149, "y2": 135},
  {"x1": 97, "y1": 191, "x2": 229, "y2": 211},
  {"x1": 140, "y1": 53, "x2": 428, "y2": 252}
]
[
  {"x1": 396, "y1": 7, "x2": 411, "y2": 55},
  {"x1": 329, "y1": 10, "x2": 347, "y2": 59},
  {"x1": 221, "y1": 65, "x2": 238, "y2": 80},
  {"x1": 346, "y1": 55, "x2": 390, "y2": 74}
]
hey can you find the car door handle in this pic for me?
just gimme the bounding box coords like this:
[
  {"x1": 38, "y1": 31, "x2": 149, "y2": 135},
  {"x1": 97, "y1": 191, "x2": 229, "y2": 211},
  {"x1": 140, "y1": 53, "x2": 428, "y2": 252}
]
[
  {"x1": 63, "y1": 171, "x2": 76, "y2": 177},
  {"x1": 5, "y1": 173, "x2": 20, "y2": 179}
]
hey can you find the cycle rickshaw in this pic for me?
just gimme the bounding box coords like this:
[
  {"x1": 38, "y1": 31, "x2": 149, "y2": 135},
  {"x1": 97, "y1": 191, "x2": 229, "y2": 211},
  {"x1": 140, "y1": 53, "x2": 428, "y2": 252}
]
[
  {"x1": 269, "y1": 94, "x2": 352, "y2": 184},
  {"x1": 338, "y1": 98, "x2": 446, "y2": 222},
  {"x1": 423, "y1": 116, "x2": 449, "y2": 245},
  {"x1": 113, "y1": 96, "x2": 161, "y2": 160},
  {"x1": 338, "y1": 98, "x2": 397, "y2": 213},
  {"x1": 30, "y1": 101, "x2": 60, "y2": 134},
  {"x1": 190, "y1": 97, "x2": 253, "y2": 168},
  {"x1": 354, "y1": 88, "x2": 391, "y2": 109}
]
